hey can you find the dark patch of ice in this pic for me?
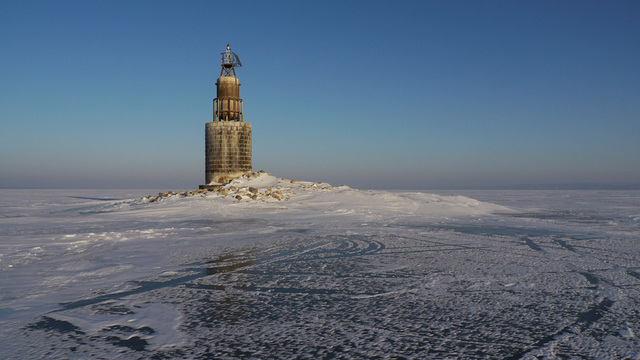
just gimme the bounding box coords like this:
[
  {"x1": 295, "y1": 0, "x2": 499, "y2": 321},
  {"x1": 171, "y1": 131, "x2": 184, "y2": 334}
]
[{"x1": 25, "y1": 316, "x2": 84, "y2": 335}]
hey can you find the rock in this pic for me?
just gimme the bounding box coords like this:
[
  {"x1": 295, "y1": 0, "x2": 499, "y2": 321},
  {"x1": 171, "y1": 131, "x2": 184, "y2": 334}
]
[
  {"x1": 249, "y1": 187, "x2": 258, "y2": 194},
  {"x1": 251, "y1": 194, "x2": 258, "y2": 200},
  {"x1": 230, "y1": 186, "x2": 238, "y2": 192},
  {"x1": 235, "y1": 195, "x2": 243, "y2": 200},
  {"x1": 291, "y1": 179, "x2": 298, "y2": 184}
]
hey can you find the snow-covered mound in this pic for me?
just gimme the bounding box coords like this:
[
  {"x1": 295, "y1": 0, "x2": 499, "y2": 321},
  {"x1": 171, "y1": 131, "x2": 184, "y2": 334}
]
[{"x1": 133, "y1": 171, "x2": 515, "y2": 224}]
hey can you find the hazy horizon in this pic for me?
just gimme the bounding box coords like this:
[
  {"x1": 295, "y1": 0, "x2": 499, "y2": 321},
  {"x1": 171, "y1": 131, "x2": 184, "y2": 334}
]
[{"x1": 2, "y1": 181, "x2": 640, "y2": 191}]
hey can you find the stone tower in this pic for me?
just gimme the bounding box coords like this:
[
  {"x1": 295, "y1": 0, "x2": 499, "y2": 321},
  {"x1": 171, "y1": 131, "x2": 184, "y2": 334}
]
[{"x1": 203, "y1": 45, "x2": 252, "y2": 185}]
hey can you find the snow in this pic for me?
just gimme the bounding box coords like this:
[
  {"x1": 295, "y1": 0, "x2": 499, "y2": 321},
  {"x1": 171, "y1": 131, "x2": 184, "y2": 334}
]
[{"x1": 0, "y1": 175, "x2": 639, "y2": 358}]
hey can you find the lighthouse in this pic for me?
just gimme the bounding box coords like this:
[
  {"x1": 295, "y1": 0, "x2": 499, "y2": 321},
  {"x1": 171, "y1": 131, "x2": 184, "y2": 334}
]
[{"x1": 202, "y1": 45, "x2": 252, "y2": 186}]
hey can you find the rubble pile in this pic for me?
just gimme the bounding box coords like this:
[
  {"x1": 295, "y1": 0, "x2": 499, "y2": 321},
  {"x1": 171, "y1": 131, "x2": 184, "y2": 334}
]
[{"x1": 143, "y1": 171, "x2": 336, "y2": 203}]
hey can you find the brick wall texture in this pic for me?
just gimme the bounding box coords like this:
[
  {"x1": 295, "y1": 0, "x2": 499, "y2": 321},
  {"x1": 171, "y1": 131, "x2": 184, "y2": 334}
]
[{"x1": 205, "y1": 121, "x2": 252, "y2": 184}]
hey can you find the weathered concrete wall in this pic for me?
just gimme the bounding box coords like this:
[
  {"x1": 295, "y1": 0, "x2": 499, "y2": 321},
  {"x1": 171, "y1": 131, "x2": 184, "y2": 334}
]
[{"x1": 205, "y1": 121, "x2": 252, "y2": 184}]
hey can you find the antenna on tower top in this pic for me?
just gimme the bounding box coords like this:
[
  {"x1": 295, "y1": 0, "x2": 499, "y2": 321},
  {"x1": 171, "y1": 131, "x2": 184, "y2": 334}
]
[{"x1": 220, "y1": 44, "x2": 242, "y2": 77}]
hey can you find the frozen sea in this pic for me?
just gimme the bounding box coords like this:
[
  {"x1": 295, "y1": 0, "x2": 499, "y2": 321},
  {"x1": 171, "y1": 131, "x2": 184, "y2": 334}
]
[{"x1": 1, "y1": 177, "x2": 639, "y2": 359}]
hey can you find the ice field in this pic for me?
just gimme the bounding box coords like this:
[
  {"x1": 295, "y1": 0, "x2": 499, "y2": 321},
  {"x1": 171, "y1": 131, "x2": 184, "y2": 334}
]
[{"x1": 1, "y1": 175, "x2": 639, "y2": 359}]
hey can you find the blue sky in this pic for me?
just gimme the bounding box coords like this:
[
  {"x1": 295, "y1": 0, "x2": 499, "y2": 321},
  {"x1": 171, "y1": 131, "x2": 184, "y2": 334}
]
[{"x1": 1, "y1": 0, "x2": 639, "y2": 189}]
